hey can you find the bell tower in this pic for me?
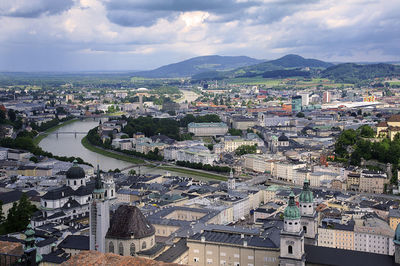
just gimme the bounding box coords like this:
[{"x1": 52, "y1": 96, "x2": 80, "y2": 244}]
[
  {"x1": 280, "y1": 191, "x2": 305, "y2": 266},
  {"x1": 89, "y1": 165, "x2": 110, "y2": 253},
  {"x1": 299, "y1": 179, "x2": 318, "y2": 245}
]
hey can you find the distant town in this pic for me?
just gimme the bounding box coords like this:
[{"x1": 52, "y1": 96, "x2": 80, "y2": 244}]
[{"x1": 1, "y1": 54, "x2": 400, "y2": 265}]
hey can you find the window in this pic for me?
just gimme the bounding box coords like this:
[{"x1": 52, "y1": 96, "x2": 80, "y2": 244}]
[
  {"x1": 206, "y1": 250, "x2": 212, "y2": 255},
  {"x1": 234, "y1": 262, "x2": 240, "y2": 266},
  {"x1": 288, "y1": 245, "x2": 293, "y2": 254},
  {"x1": 81, "y1": 180, "x2": 83, "y2": 185},
  {"x1": 194, "y1": 249, "x2": 199, "y2": 253},
  {"x1": 109, "y1": 242, "x2": 114, "y2": 253},
  {"x1": 142, "y1": 241, "x2": 146, "y2": 250},
  {"x1": 118, "y1": 242, "x2": 124, "y2": 256},
  {"x1": 105, "y1": 190, "x2": 108, "y2": 197},
  {"x1": 74, "y1": 180, "x2": 76, "y2": 186},
  {"x1": 234, "y1": 254, "x2": 240, "y2": 258},
  {"x1": 194, "y1": 257, "x2": 199, "y2": 262},
  {"x1": 207, "y1": 259, "x2": 213, "y2": 264},
  {"x1": 220, "y1": 252, "x2": 226, "y2": 256},
  {"x1": 130, "y1": 243, "x2": 135, "y2": 256},
  {"x1": 303, "y1": 226, "x2": 307, "y2": 234},
  {"x1": 248, "y1": 255, "x2": 254, "y2": 260},
  {"x1": 111, "y1": 190, "x2": 114, "y2": 197}
]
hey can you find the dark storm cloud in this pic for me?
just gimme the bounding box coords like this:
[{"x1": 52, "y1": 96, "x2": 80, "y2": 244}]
[
  {"x1": 104, "y1": 0, "x2": 259, "y2": 26},
  {"x1": 105, "y1": 0, "x2": 319, "y2": 27},
  {"x1": 0, "y1": 0, "x2": 74, "y2": 18}
]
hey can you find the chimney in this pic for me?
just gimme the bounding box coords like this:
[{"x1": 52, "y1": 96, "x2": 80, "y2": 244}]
[
  {"x1": 243, "y1": 241, "x2": 247, "y2": 247},
  {"x1": 241, "y1": 234, "x2": 244, "y2": 239},
  {"x1": 201, "y1": 236, "x2": 205, "y2": 243}
]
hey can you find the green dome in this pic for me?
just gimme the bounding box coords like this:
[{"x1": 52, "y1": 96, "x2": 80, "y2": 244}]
[
  {"x1": 299, "y1": 179, "x2": 313, "y2": 203},
  {"x1": 284, "y1": 191, "x2": 300, "y2": 220},
  {"x1": 394, "y1": 223, "x2": 400, "y2": 245}
]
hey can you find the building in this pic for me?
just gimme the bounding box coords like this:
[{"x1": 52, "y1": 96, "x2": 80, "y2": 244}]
[
  {"x1": 279, "y1": 191, "x2": 305, "y2": 266},
  {"x1": 243, "y1": 154, "x2": 269, "y2": 173},
  {"x1": 376, "y1": 115, "x2": 400, "y2": 140},
  {"x1": 187, "y1": 228, "x2": 279, "y2": 266},
  {"x1": 298, "y1": 92, "x2": 309, "y2": 106},
  {"x1": 188, "y1": 122, "x2": 228, "y2": 137},
  {"x1": 231, "y1": 116, "x2": 257, "y2": 130},
  {"x1": 359, "y1": 170, "x2": 388, "y2": 194},
  {"x1": 323, "y1": 91, "x2": 331, "y2": 103},
  {"x1": 89, "y1": 166, "x2": 110, "y2": 253},
  {"x1": 291, "y1": 96, "x2": 302, "y2": 113},
  {"x1": 105, "y1": 205, "x2": 156, "y2": 256},
  {"x1": 224, "y1": 138, "x2": 258, "y2": 153}
]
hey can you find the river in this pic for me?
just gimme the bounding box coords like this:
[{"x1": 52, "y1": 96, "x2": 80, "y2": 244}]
[{"x1": 38, "y1": 118, "x2": 217, "y2": 180}]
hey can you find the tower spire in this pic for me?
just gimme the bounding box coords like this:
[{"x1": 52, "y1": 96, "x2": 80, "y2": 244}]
[{"x1": 95, "y1": 164, "x2": 103, "y2": 190}]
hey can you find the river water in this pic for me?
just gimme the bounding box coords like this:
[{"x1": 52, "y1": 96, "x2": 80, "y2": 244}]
[{"x1": 39, "y1": 119, "x2": 133, "y2": 171}]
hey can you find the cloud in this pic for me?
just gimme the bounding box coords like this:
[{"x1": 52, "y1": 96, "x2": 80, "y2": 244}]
[
  {"x1": 1, "y1": 0, "x2": 400, "y2": 71},
  {"x1": 0, "y1": 0, "x2": 74, "y2": 18}
]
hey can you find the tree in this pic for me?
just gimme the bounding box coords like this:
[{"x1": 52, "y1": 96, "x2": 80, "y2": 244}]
[
  {"x1": 0, "y1": 194, "x2": 37, "y2": 234},
  {"x1": 228, "y1": 128, "x2": 242, "y2": 136},
  {"x1": 7, "y1": 109, "x2": 16, "y2": 122},
  {"x1": 128, "y1": 169, "x2": 136, "y2": 176},
  {"x1": 358, "y1": 125, "x2": 375, "y2": 138},
  {"x1": 296, "y1": 112, "x2": 305, "y2": 118},
  {"x1": 235, "y1": 144, "x2": 257, "y2": 156}
]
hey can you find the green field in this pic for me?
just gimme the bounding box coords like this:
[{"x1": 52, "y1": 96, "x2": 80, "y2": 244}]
[
  {"x1": 159, "y1": 166, "x2": 227, "y2": 181},
  {"x1": 33, "y1": 118, "x2": 79, "y2": 145},
  {"x1": 227, "y1": 77, "x2": 284, "y2": 86},
  {"x1": 81, "y1": 137, "x2": 145, "y2": 164}
]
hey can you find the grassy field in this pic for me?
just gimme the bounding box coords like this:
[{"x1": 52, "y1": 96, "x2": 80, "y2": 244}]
[
  {"x1": 159, "y1": 166, "x2": 227, "y2": 181},
  {"x1": 33, "y1": 118, "x2": 79, "y2": 145},
  {"x1": 81, "y1": 137, "x2": 145, "y2": 164},
  {"x1": 227, "y1": 77, "x2": 283, "y2": 86}
]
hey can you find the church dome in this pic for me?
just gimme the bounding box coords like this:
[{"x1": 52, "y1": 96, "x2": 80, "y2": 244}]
[
  {"x1": 278, "y1": 133, "x2": 289, "y2": 142},
  {"x1": 299, "y1": 179, "x2": 313, "y2": 203},
  {"x1": 284, "y1": 191, "x2": 300, "y2": 220},
  {"x1": 394, "y1": 223, "x2": 400, "y2": 245},
  {"x1": 66, "y1": 161, "x2": 85, "y2": 180},
  {"x1": 106, "y1": 205, "x2": 155, "y2": 240}
]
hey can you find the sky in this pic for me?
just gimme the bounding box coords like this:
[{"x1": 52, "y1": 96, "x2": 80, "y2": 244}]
[{"x1": 0, "y1": 0, "x2": 399, "y2": 71}]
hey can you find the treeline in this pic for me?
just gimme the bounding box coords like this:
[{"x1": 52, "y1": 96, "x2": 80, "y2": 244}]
[
  {"x1": 118, "y1": 148, "x2": 163, "y2": 161},
  {"x1": 123, "y1": 116, "x2": 180, "y2": 140},
  {"x1": 176, "y1": 160, "x2": 231, "y2": 173},
  {"x1": 334, "y1": 125, "x2": 399, "y2": 183},
  {"x1": 235, "y1": 144, "x2": 257, "y2": 155},
  {"x1": 179, "y1": 114, "x2": 221, "y2": 127},
  {"x1": 0, "y1": 134, "x2": 89, "y2": 166}
]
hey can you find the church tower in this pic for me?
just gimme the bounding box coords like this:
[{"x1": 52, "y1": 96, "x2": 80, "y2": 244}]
[
  {"x1": 89, "y1": 165, "x2": 110, "y2": 253},
  {"x1": 299, "y1": 179, "x2": 318, "y2": 245},
  {"x1": 227, "y1": 168, "x2": 235, "y2": 190},
  {"x1": 280, "y1": 191, "x2": 305, "y2": 266}
]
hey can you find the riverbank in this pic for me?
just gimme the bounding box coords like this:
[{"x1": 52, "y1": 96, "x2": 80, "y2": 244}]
[
  {"x1": 81, "y1": 137, "x2": 145, "y2": 165},
  {"x1": 33, "y1": 118, "x2": 79, "y2": 146}
]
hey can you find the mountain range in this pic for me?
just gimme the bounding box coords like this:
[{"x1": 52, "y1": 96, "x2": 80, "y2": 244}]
[{"x1": 131, "y1": 54, "x2": 400, "y2": 82}]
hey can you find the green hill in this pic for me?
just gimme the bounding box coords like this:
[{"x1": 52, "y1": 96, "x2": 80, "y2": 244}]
[
  {"x1": 131, "y1": 55, "x2": 264, "y2": 78},
  {"x1": 321, "y1": 63, "x2": 400, "y2": 83}
]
